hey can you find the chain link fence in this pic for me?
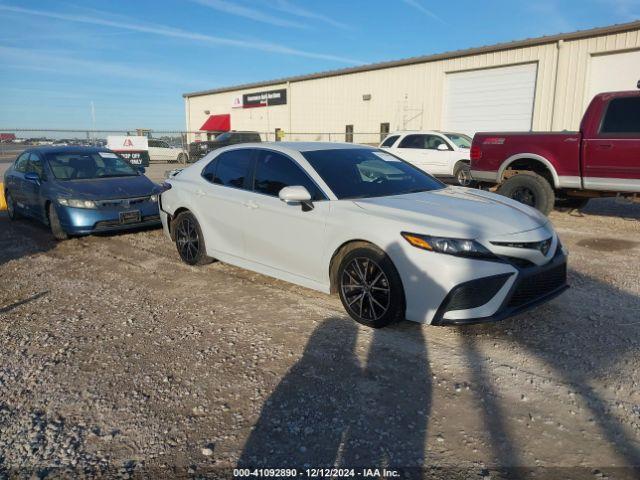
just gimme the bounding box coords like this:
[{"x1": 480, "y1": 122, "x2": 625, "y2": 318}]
[{"x1": 0, "y1": 129, "x2": 384, "y2": 165}]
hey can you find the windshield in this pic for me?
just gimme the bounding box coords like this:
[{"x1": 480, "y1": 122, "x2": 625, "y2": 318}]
[
  {"x1": 47, "y1": 151, "x2": 139, "y2": 180},
  {"x1": 302, "y1": 148, "x2": 445, "y2": 200},
  {"x1": 444, "y1": 133, "x2": 472, "y2": 149}
]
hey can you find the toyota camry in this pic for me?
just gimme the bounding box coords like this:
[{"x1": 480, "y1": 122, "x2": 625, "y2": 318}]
[{"x1": 159, "y1": 143, "x2": 568, "y2": 328}]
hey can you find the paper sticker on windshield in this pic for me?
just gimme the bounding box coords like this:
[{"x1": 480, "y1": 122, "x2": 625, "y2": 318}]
[
  {"x1": 98, "y1": 152, "x2": 119, "y2": 158},
  {"x1": 373, "y1": 151, "x2": 401, "y2": 162}
]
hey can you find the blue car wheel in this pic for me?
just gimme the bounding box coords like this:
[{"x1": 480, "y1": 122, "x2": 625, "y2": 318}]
[
  {"x1": 48, "y1": 203, "x2": 69, "y2": 241},
  {"x1": 6, "y1": 191, "x2": 19, "y2": 220}
]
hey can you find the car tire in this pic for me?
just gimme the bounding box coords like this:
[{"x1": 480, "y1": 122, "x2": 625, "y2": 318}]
[
  {"x1": 337, "y1": 246, "x2": 405, "y2": 328},
  {"x1": 6, "y1": 191, "x2": 20, "y2": 220},
  {"x1": 453, "y1": 162, "x2": 474, "y2": 187},
  {"x1": 555, "y1": 197, "x2": 590, "y2": 212},
  {"x1": 174, "y1": 211, "x2": 213, "y2": 266},
  {"x1": 48, "y1": 203, "x2": 69, "y2": 241},
  {"x1": 497, "y1": 171, "x2": 555, "y2": 215}
]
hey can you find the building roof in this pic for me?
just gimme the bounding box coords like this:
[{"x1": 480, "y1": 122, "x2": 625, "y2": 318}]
[{"x1": 183, "y1": 20, "x2": 640, "y2": 99}]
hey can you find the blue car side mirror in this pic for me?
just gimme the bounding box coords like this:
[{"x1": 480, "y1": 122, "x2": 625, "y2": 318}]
[
  {"x1": 24, "y1": 172, "x2": 41, "y2": 184},
  {"x1": 137, "y1": 166, "x2": 146, "y2": 175}
]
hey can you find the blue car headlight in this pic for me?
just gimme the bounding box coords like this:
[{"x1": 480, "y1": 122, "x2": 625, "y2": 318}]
[
  {"x1": 401, "y1": 232, "x2": 497, "y2": 260},
  {"x1": 58, "y1": 198, "x2": 97, "y2": 209}
]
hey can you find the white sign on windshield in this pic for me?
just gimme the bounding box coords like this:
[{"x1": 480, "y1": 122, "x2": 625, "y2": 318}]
[
  {"x1": 372, "y1": 151, "x2": 401, "y2": 162},
  {"x1": 98, "y1": 152, "x2": 119, "y2": 158}
]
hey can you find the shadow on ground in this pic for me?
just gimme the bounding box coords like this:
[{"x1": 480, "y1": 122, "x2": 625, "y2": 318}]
[
  {"x1": 0, "y1": 213, "x2": 56, "y2": 266},
  {"x1": 459, "y1": 268, "x2": 640, "y2": 474},
  {"x1": 238, "y1": 317, "x2": 431, "y2": 469}
]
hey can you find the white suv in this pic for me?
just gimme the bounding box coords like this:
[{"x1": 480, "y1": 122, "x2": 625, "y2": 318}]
[
  {"x1": 379, "y1": 131, "x2": 473, "y2": 186},
  {"x1": 148, "y1": 139, "x2": 187, "y2": 164}
]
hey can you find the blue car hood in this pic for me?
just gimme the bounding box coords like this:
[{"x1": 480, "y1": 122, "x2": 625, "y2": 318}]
[{"x1": 56, "y1": 175, "x2": 159, "y2": 199}]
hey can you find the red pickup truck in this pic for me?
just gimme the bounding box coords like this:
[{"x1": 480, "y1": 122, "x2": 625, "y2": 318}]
[{"x1": 470, "y1": 89, "x2": 640, "y2": 214}]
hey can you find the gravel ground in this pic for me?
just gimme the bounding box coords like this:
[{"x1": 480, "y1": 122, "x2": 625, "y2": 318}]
[{"x1": 0, "y1": 197, "x2": 639, "y2": 479}]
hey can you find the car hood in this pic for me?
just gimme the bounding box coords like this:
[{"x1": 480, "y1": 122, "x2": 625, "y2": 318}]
[
  {"x1": 55, "y1": 175, "x2": 159, "y2": 199},
  {"x1": 352, "y1": 186, "x2": 548, "y2": 238}
]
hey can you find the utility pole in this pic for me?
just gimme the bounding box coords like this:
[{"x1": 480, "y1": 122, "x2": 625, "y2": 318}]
[{"x1": 90, "y1": 101, "x2": 96, "y2": 141}]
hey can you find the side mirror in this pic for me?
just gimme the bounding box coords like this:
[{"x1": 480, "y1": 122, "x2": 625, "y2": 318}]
[
  {"x1": 24, "y1": 172, "x2": 41, "y2": 184},
  {"x1": 136, "y1": 166, "x2": 146, "y2": 175},
  {"x1": 279, "y1": 186, "x2": 313, "y2": 211},
  {"x1": 279, "y1": 185, "x2": 311, "y2": 203},
  {"x1": 436, "y1": 143, "x2": 449, "y2": 151}
]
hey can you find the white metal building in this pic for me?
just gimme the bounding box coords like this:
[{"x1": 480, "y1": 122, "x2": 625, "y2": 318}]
[{"x1": 183, "y1": 21, "x2": 640, "y2": 143}]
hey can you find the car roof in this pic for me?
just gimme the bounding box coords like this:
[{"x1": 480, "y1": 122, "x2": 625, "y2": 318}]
[
  {"x1": 22, "y1": 145, "x2": 111, "y2": 156},
  {"x1": 387, "y1": 130, "x2": 442, "y2": 136},
  {"x1": 226, "y1": 142, "x2": 376, "y2": 153}
]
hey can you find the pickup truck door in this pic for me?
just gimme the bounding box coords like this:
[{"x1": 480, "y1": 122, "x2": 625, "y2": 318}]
[{"x1": 583, "y1": 96, "x2": 640, "y2": 191}]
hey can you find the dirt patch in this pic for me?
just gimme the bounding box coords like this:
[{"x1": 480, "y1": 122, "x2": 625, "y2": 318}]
[{"x1": 576, "y1": 238, "x2": 640, "y2": 252}]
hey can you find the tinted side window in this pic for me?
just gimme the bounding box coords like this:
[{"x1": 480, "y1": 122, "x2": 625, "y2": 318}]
[
  {"x1": 14, "y1": 152, "x2": 29, "y2": 172},
  {"x1": 424, "y1": 135, "x2": 450, "y2": 150},
  {"x1": 381, "y1": 135, "x2": 399, "y2": 148},
  {"x1": 601, "y1": 97, "x2": 640, "y2": 134},
  {"x1": 213, "y1": 149, "x2": 253, "y2": 189},
  {"x1": 398, "y1": 134, "x2": 427, "y2": 149},
  {"x1": 27, "y1": 153, "x2": 44, "y2": 176},
  {"x1": 253, "y1": 150, "x2": 325, "y2": 201},
  {"x1": 201, "y1": 157, "x2": 218, "y2": 183}
]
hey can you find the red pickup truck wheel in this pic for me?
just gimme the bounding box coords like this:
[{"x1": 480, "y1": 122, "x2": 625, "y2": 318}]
[{"x1": 497, "y1": 172, "x2": 555, "y2": 215}]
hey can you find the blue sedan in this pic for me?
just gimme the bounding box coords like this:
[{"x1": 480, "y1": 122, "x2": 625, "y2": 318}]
[{"x1": 3, "y1": 146, "x2": 162, "y2": 240}]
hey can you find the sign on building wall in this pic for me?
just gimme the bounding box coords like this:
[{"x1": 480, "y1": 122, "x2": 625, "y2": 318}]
[
  {"x1": 231, "y1": 95, "x2": 243, "y2": 109},
  {"x1": 242, "y1": 88, "x2": 287, "y2": 108}
]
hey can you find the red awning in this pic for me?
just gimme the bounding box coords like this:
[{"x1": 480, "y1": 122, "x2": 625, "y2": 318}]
[{"x1": 200, "y1": 114, "x2": 230, "y2": 132}]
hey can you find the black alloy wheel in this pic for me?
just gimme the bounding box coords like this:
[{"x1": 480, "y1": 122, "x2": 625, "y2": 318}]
[
  {"x1": 338, "y1": 246, "x2": 405, "y2": 328},
  {"x1": 174, "y1": 211, "x2": 212, "y2": 266}
]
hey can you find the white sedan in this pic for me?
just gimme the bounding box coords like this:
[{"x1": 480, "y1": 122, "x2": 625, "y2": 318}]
[
  {"x1": 380, "y1": 130, "x2": 473, "y2": 186},
  {"x1": 159, "y1": 143, "x2": 567, "y2": 328}
]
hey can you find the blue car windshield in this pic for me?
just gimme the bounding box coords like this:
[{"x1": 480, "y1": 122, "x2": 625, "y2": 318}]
[
  {"x1": 47, "y1": 152, "x2": 138, "y2": 180},
  {"x1": 302, "y1": 148, "x2": 445, "y2": 200}
]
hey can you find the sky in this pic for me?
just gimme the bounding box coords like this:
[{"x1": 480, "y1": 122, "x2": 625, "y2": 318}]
[{"x1": 0, "y1": 0, "x2": 638, "y2": 132}]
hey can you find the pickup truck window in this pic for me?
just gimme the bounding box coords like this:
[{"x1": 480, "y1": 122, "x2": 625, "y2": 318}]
[{"x1": 601, "y1": 97, "x2": 640, "y2": 134}]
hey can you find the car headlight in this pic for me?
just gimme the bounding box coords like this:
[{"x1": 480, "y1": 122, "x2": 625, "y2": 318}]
[
  {"x1": 150, "y1": 194, "x2": 158, "y2": 203},
  {"x1": 58, "y1": 198, "x2": 97, "y2": 209},
  {"x1": 401, "y1": 232, "x2": 497, "y2": 259}
]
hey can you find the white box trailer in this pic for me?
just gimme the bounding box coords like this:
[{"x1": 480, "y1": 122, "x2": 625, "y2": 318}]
[{"x1": 107, "y1": 136, "x2": 150, "y2": 166}]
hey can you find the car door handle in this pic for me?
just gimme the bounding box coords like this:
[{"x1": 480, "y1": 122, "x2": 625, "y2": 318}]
[
  {"x1": 196, "y1": 189, "x2": 206, "y2": 196},
  {"x1": 596, "y1": 143, "x2": 613, "y2": 150},
  {"x1": 243, "y1": 201, "x2": 259, "y2": 209}
]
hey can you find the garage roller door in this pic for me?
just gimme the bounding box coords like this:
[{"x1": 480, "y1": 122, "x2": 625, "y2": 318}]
[
  {"x1": 586, "y1": 50, "x2": 640, "y2": 107},
  {"x1": 443, "y1": 63, "x2": 538, "y2": 136}
]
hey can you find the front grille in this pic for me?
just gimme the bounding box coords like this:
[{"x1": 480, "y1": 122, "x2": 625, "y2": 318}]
[
  {"x1": 96, "y1": 196, "x2": 153, "y2": 208},
  {"x1": 442, "y1": 273, "x2": 512, "y2": 312},
  {"x1": 501, "y1": 256, "x2": 536, "y2": 269},
  {"x1": 94, "y1": 215, "x2": 160, "y2": 230},
  {"x1": 508, "y1": 262, "x2": 567, "y2": 308},
  {"x1": 491, "y1": 238, "x2": 553, "y2": 256}
]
